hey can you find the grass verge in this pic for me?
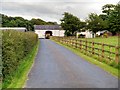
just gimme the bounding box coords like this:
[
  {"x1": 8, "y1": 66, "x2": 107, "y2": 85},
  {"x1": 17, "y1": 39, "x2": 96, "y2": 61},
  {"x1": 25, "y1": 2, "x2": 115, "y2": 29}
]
[
  {"x1": 2, "y1": 40, "x2": 39, "y2": 88},
  {"x1": 52, "y1": 40, "x2": 118, "y2": 78}
]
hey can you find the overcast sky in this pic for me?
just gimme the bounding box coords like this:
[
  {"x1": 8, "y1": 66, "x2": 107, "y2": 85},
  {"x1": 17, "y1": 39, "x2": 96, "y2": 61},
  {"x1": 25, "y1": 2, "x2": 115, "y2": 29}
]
[{"x1": 0, "y1": 0, "x2": 119, "y2": 24}]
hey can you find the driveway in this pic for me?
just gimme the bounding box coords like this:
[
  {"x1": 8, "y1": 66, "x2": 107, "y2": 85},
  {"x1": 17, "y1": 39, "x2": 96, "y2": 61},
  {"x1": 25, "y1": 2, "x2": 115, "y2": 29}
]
[{"x1": 25, "y1": 39, "x2": 118, "y2": 88}]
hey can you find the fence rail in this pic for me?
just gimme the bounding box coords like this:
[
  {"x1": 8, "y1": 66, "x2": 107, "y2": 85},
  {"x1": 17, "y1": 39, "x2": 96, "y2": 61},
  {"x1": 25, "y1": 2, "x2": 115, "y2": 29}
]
[{"x1": 52, "y1": 36, "x2": 119, "y2": 65}]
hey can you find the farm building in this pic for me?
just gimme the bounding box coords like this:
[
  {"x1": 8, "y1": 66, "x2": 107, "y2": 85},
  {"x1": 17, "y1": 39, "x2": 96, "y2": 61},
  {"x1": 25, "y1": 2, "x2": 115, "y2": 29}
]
[
  {"x1": 34, "y1": 25, "x2": 65, "y2": 38},
  {"x1": 96, "y1": 30, "x2": 112, "y2": 36},
  {"x1": 76, "y1": 30, "x2": 95, "y2": 38},
  {"x1": 0, "y1": 27, "x2": 27, "y2": 32}
]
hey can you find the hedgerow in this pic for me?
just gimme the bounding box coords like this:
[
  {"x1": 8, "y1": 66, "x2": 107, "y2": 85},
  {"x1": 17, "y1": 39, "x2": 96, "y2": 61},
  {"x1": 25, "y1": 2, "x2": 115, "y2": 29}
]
[{"x1": 2, "y1": 30, "x2": 38, "y2": 85}]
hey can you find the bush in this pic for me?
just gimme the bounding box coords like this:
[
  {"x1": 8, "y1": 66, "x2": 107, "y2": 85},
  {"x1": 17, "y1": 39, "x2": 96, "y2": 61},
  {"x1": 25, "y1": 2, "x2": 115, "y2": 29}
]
[
  {"x1": 103, "y1": 33, "x2": 108, "y2": 38},
  {"x1": 2, "y1": 30, "x2": 38, "y2": 84}
]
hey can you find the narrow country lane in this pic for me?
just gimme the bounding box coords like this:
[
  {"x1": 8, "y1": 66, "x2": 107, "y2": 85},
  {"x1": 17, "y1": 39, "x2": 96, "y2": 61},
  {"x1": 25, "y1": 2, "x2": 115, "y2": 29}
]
[{"x1": 25, "y1": 39, "x2": 118, "y2": 88}]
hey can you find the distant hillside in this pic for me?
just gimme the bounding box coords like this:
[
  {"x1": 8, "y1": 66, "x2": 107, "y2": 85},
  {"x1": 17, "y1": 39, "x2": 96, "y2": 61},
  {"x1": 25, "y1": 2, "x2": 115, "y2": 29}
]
[{"x1": 0, "y1": 14, "x2": 58, "y2": 31}]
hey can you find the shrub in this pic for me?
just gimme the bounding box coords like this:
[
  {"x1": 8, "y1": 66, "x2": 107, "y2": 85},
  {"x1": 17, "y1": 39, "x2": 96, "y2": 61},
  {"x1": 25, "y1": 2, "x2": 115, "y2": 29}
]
[
  {"x1": 2, "y1": 30, "x2": 38, "y2": 84},
  {"x1": 103, "y1": 33, "x2": 108, "y2": 38}
]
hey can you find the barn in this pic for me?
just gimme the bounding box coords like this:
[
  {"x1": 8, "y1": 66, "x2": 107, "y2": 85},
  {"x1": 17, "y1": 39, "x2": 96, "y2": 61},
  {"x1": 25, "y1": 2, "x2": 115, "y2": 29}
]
[
  {"x1": 34, "y1": 25, "x2": 65, "y2": 39},
  {"x1": 76, "y1": 30, "x2": 95, "y2": 38},
  {"x1": 0, "y1": 27, "x2": 27, "y2": 32}
]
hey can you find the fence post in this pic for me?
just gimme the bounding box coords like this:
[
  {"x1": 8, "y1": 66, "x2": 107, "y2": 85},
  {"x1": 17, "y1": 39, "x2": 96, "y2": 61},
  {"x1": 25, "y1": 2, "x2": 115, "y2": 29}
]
[
  {"x1": 109, "y1": 46, "x2": 112, "y2": 61},
  {"x1": 102, "y1": 43, "x2": 104, "y2": 61},
  {"x1": 67, "y1": 38, "x2": 68, "y2": 46},
  {"x1": 57, "y1": 37, "x2": 58, "y2": 42},
  {"x1": 67, "y1": 38, "x2": 69, "y2": 46},
  {"x1": 60, "y1": 37, "x2": 61, "y2": 43},
  {"x1": 62, "y1": 37, "x2": 63, "y2": 44},
  {"x1": 64, "y1": 37, "x2": 66, "y2": 44},
  {"x1": 72, "y1": 38, "x2": 74, "y2": 47},
  {"x1": 63, "y1": 37, "x2": 64, "y2": 43},
  {"x1": 69, "y1": 37, "x2": 71, "y2": 46},
  {"x1": 61, "y1": 37, "x2": 62, "y2": 43},
  {"x1": 85, "y1": 40, "x2": 87, "y2": 55},
  {"x1": 115, "y1": 46, "x2": 119, "y2": 64},
  {"x1": 60, "y1": 37, "x2": 62, "y2": 43},
  {"x1": 64, "y1": 37, "x2": 65, "y2": 44},
  {"x1": 69, "y1": 38, "x2": 70, "y2": 46},
  {"x1": 73, "y1": 39, "x2": 75, "y2": 48},
  {"x1": 66, "y1": 38, "x2": 67, "y2": 44},
  {"x1": 92, "y1": 42, "x2": 94, "y2": 55},
  {"x1": 76, "y1": 39, "x2": 77, "y2": 48},
  {"x1": 80, "y1": 40, "x2": 81, "y2": 50}
]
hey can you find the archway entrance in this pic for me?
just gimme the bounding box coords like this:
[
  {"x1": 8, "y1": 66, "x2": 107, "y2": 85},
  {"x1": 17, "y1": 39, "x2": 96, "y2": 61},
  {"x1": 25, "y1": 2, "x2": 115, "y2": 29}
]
[{"x1": 45, "y1": 31, "x2": 52, "y2": 39}]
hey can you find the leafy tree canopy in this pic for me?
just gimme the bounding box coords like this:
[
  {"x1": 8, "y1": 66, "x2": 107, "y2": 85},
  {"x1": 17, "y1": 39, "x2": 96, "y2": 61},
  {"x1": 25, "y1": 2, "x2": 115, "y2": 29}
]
[
  {"x1": 107, "y1": 4, "x2": 120, "y2": 35},
  {"x1": 61, "y1": 12, "x2": 85, "y2": 36},
  {"x1": 86, "y1": 13, "x2": 108, "y2": 33},
  {"x1": 1, "y1": 14, "x2": 57, "y2": 31},
  {"x1": 102, "y1": 4, "x2": 115, "y2": 15}
]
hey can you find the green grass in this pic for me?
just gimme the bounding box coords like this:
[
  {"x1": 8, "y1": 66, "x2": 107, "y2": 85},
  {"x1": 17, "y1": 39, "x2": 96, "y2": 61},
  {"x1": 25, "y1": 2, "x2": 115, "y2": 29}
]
[
  {"x1": 52, "y1": 39, "x2": 118, "y2": 78},
  {"x1": 2, "y1": 40, "x2": 39, "y2": 88},
  {"x1": 78, "y1": 36, "x2": 118, "y2": 46}
]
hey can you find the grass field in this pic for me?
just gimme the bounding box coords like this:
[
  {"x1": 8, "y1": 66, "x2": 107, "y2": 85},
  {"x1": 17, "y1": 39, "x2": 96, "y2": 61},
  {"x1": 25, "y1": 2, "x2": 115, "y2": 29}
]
[{"x1": 78, "y1": 36, "x2": 118, "y2": 46}]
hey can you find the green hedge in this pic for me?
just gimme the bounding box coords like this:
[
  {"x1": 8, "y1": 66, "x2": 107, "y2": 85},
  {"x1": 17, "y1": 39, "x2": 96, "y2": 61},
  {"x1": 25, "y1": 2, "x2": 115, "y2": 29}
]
[{"x1": 2, "y1": 30, "x2": 38, "y2": 84}]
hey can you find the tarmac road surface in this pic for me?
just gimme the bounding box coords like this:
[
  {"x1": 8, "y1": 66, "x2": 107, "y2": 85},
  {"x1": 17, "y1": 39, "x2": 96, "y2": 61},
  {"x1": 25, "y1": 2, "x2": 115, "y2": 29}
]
[{"x1": 25, "y1": 39, "x2": 118, "y2": 88}]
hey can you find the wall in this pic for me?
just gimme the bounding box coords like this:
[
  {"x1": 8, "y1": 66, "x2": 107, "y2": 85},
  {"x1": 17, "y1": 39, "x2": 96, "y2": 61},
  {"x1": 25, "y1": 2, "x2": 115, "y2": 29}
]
[
  {"x1": 76, "y1": 31, "x2": 95, "y2": 38},
  {"x1": 35, "y1": 30, "x2": 65, "y2": 38},
  {"x1": 59, "y1": 30, "x2": 65, "y2": 37}
]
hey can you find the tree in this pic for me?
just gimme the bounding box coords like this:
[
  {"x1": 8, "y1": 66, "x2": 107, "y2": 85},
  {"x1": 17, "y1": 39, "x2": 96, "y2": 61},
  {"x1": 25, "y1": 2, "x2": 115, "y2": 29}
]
[
  {"x1": 47, "y1": 21, "x2": 58, "y2": 25},
  {"x1": 86, "y1": 13, "x2": 108, "y2": 33},
  {"x1": 7, "y1": 20, "x2": 17, "y2": 27},
  {"x1": 102, "y1": 4, "x2": 115, "y2": 15},
  {"x1": 78, "y1": 21, "x2": 86, "y2": 32},
  {"x1": 25, "y1": 20, "x2": 34, "y2": 31},
  {"x1": 60, "y1": 12, "x2": 81, "y2": 36},
  {"x1": 30, "y1": 18, "x2": 46, "y2": 25},
  {"x1": 101, "y1": 4, "x2": 120, "y2": 35},
  {"x1": 107, "y1": 4, "x2": 120, "y2": 35},
  {"x1": 1, "y1": 13, "x2": 57, "y2": 31},
  {"x1": 99, "y1": 14, "x2": 108, "y2": 21}
]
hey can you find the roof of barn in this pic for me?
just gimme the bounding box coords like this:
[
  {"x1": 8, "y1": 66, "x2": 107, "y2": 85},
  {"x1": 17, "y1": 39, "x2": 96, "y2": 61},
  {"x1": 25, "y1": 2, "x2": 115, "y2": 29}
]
[{"x1": 0, "y1": 27, "x2": 27, "y2": 32}]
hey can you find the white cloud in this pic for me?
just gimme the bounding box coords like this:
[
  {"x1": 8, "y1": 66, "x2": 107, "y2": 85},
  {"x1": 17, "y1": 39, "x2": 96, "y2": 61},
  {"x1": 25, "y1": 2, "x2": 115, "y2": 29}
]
[
  {"x1": 1, "y1": 0, "x2": 119, "y2": 3},
  {"x1": 0, "y1": 0, "x2": 119, "y2": 24}
]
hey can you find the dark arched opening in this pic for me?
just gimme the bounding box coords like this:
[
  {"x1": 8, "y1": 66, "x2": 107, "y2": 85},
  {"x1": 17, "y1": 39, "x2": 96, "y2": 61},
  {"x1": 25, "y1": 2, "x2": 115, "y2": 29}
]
[{"x1": 45, "y1": 31, "x2": 52, "y2": 39}]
